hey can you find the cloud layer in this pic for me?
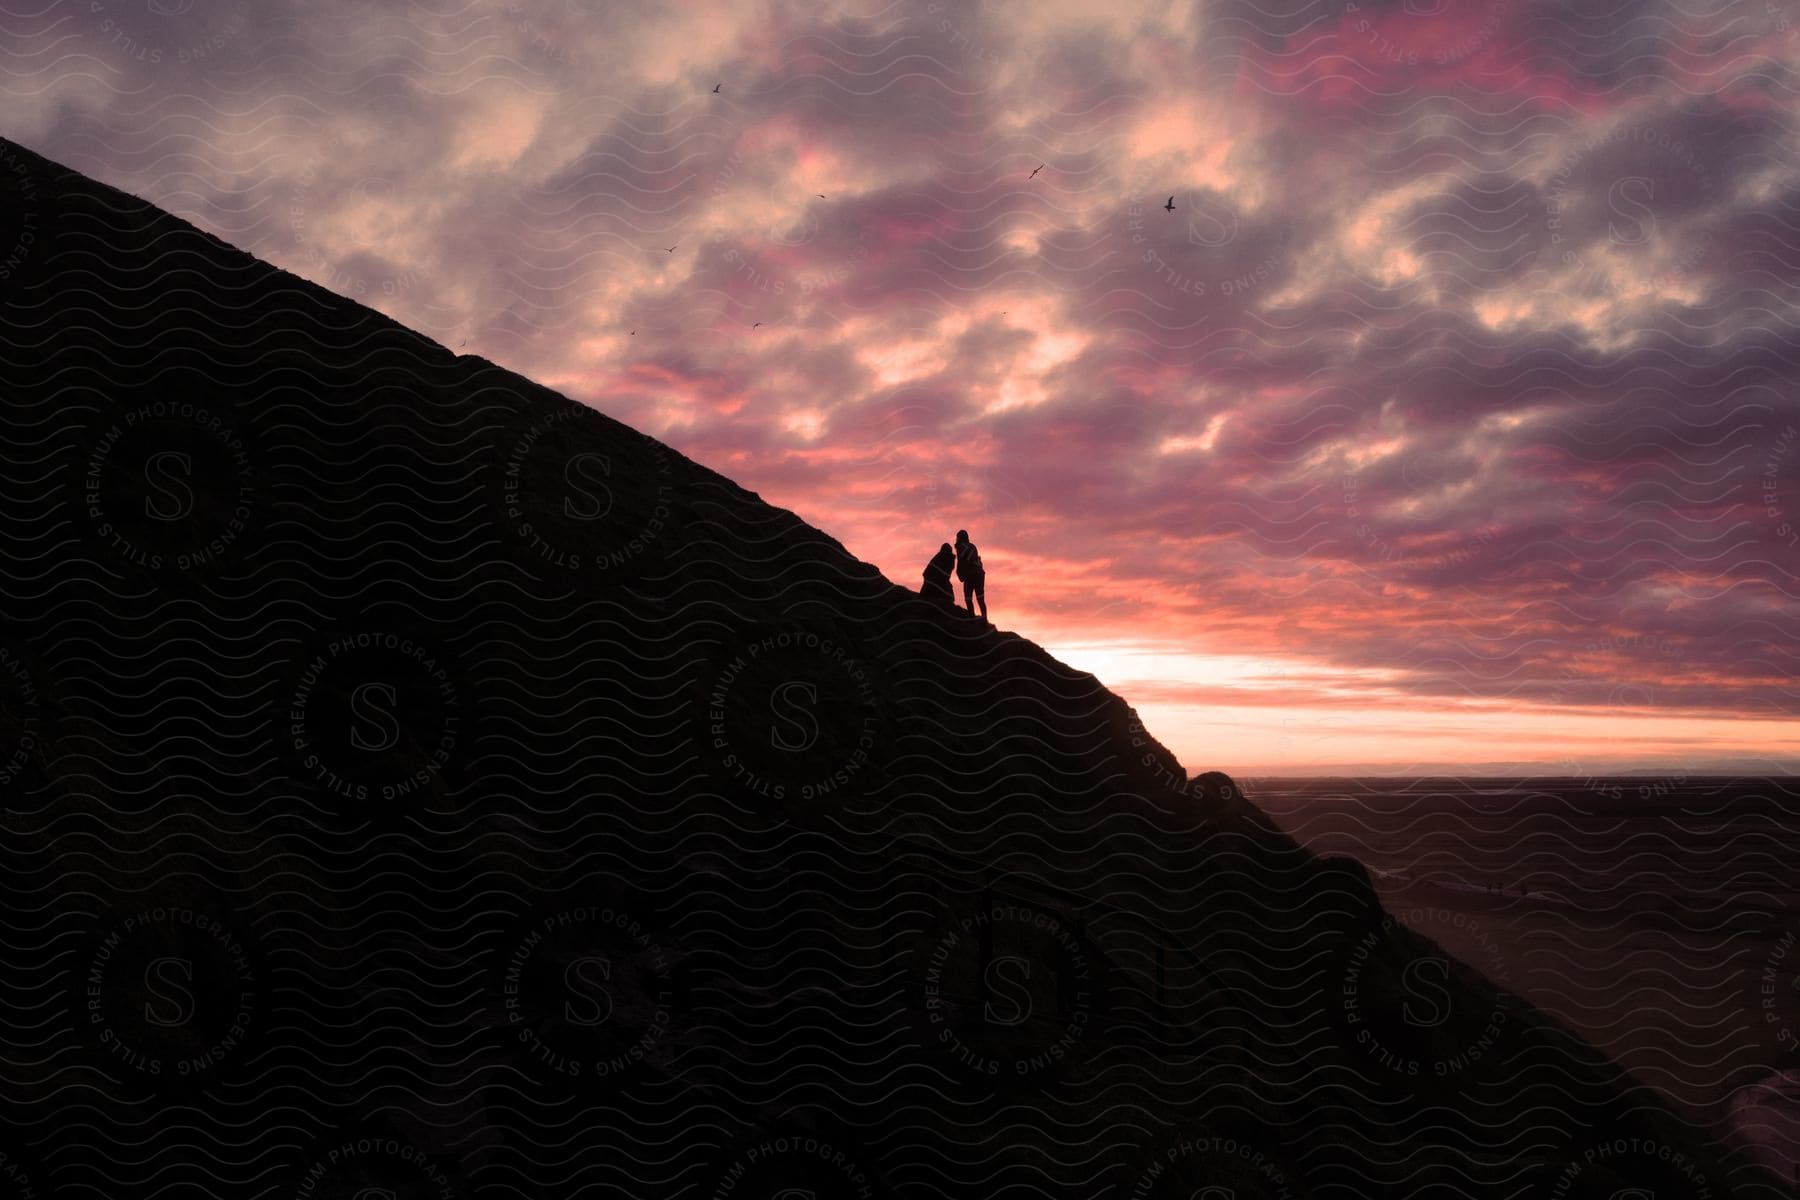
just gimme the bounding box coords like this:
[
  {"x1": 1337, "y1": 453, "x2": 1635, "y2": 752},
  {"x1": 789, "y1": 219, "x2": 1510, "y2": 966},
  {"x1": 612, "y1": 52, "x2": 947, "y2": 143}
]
[{"x1": 9, "y1": 0, "x2": 1797, "y2": 772}]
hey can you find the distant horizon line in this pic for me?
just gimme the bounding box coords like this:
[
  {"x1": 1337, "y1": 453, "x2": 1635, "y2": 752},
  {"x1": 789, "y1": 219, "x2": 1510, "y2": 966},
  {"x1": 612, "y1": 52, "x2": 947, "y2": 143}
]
[{"x1": 1228, "y1": 769, "x2": 1800, "y2": 780}]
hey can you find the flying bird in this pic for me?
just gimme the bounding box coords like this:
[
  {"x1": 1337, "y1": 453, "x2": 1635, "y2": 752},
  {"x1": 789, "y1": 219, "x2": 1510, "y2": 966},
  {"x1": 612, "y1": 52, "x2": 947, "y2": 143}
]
[
  {"x1": 1163, "y1": 196, "x2": 1176, "y2": 212},
  {"x1": 818, "y1": 193, "x2": 826, "y2": 198},
  {"x1": 1029, "y1": 163, "x2": 1044, "y2": 179},
  {"x1": 752, "y1": 322, "x2": 762, "y2": 328},
  {"x1": 665, "y1": 245, "x2": 677, "y2": 253},
  {"x1": 712, "y1": 83, "x2": 721, "y2": 93}
]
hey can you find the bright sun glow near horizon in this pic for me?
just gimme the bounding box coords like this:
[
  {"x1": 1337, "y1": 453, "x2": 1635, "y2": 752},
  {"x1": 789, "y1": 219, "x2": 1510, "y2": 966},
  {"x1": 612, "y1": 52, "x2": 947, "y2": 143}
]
[{"x1": 1038, "y1": 638, "x2": 1800, "y2": 777}]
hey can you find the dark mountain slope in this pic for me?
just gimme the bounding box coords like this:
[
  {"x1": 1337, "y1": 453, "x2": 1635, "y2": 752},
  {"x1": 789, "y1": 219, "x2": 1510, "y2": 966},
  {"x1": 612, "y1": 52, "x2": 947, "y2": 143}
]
[{"x1": 0, "y1": 135, "x2": 1762, "y2": 1199}]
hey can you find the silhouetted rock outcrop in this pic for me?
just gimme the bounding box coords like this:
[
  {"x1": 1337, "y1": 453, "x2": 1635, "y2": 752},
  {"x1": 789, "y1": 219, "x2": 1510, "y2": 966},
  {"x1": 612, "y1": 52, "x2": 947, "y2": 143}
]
[{"x1": 0, "y1": 136, "x2": 1755, "y2": 1198}]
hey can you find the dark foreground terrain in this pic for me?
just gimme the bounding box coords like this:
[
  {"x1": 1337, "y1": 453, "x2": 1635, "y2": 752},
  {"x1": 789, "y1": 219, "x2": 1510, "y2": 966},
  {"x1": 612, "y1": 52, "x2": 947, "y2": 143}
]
[{"x1": 0, "y1": 136, "x2": 1777, "y2": 1198}]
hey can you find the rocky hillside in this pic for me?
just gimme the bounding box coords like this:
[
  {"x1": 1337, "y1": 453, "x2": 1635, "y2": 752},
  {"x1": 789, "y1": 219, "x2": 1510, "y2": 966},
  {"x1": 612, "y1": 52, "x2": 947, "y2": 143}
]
[{"x1": 0, "y1": 135, "x2": 1760, "y2": 1199}]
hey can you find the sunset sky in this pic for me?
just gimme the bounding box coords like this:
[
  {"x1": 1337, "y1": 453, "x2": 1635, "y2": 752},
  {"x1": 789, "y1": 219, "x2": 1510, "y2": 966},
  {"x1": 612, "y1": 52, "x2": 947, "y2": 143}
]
[{"x1": 10, "y1": 0, "x2": 1799, "y2": 775}]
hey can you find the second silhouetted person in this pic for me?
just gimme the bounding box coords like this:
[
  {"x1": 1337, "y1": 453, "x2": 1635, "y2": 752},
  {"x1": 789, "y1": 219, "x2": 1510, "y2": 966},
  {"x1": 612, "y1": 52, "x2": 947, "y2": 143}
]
[{"x1": 921, "y1": 542, "x2": 955, "y2": 602}]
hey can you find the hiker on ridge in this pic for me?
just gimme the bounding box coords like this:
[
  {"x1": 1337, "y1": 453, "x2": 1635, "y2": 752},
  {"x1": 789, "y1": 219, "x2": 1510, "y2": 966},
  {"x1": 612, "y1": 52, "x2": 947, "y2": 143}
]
[
  {"x1": 920, "y1": 542, "x2": 955, "y2": 602},
  {"x1": 954, "y1": 529, "x2": 986, "y2": 620}
]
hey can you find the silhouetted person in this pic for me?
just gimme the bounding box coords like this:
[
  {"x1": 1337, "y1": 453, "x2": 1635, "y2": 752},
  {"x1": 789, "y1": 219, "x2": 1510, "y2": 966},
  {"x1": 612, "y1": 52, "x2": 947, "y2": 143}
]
[
  {"x1": 954, "y1": 529, "x2": 986, "y2": 620},
  {"x1": 920, "y1": 542, "x2": 955, "y2": 602}
]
